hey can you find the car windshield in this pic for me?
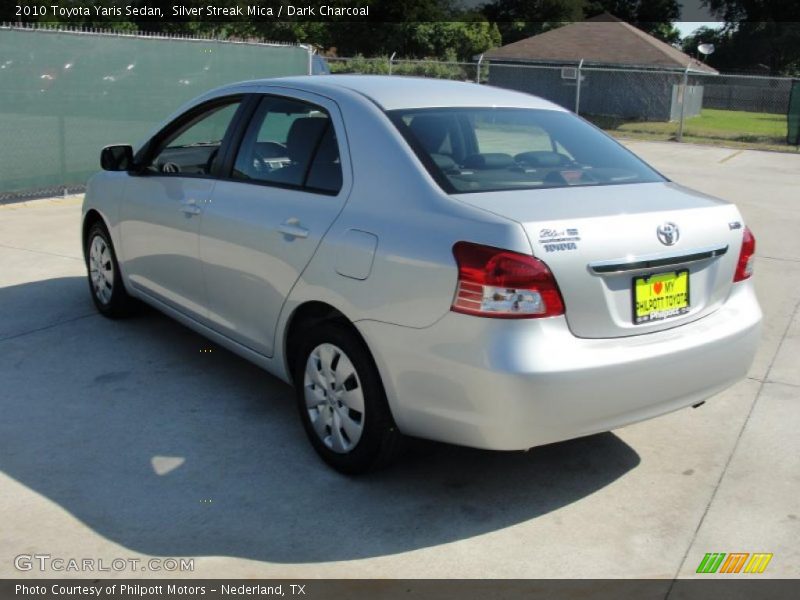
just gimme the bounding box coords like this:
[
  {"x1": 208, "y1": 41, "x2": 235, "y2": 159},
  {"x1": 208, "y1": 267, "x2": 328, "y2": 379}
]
[{"x1": 388, "y1": 107, "x2": 665, "y2": 194}]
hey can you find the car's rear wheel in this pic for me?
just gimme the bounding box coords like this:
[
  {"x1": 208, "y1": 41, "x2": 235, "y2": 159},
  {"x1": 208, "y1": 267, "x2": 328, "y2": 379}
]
[
  {"x1": 293, "y1": 323, "x2": 401, "y2": 474},
  {"x1": 85, "y1": 221, "x2": 134, "y2": 318}
]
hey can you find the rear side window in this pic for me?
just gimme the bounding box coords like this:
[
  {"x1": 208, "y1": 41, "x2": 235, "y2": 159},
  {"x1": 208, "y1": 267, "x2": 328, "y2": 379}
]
[
  {"x1": 232, "y1": 96, "x2": 342, "y2": 194},
  {"x1": 389, "y1": 108, "x2": 664, "y2": 194}
]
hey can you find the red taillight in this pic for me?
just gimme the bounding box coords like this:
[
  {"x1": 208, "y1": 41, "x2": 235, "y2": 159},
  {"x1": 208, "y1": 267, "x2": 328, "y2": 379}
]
[
  {"x1": 451, "y1": 242, "x2": 565, "y2": 318},
  {"x1": 733, "y1": 226, "x2": 756, "y2": 282}
]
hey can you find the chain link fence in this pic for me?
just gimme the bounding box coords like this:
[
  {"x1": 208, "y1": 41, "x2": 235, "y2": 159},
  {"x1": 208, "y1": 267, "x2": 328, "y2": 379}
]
[
  {"x1": 330, "y1": 55, "x2": 798, "y2": 151},
  {"x1": 0, "y1": 24, "x2": 312, "y2": 201}
]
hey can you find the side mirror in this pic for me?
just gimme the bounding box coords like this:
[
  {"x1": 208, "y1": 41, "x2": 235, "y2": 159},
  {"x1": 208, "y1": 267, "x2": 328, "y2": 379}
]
[{"x1": 100, "y1": 145, "x2": 134, "y2": 171}]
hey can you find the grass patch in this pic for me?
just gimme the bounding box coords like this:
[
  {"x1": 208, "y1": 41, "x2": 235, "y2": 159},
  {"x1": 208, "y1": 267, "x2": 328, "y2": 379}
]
[{"x1": 588, "y1": 108, "x2": 797, "y2": 152}]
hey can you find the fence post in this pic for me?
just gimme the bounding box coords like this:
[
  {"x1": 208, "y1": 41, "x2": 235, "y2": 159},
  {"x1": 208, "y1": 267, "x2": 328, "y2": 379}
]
[
  {"x1": 476, "y1": 54, "x2": 484, "y2": 84},
  {"x1": 575, "y1": 59, "x2": 584, "y2": 114},
  {"x1": 388, "y1": 52, "x2": 396, "y2": 75},
  {"x1": 304, "y1": 45, "x2": 313, "y2": 75},
  {"x1": 677, "y1": 63, "x2": 690, "y2": 142}
]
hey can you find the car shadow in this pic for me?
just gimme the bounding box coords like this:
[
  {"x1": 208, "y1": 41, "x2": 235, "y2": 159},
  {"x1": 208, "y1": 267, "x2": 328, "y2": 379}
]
[{"x1": 0, "y1": 276, "x2": 641, "y2": 563}]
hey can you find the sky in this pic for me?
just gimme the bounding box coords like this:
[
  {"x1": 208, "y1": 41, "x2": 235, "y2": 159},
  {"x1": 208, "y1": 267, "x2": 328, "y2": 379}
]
[{"x1": 674, "y1": 22, "x2": 723, "y2": 38}]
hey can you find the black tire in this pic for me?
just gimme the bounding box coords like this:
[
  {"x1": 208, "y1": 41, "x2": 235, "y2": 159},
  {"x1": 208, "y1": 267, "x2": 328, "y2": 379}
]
[
  {"x1": 293, "y1": 322, "x2": 402, "y2": 474},
  {"x1": 85, "y1": 221, "x2": 135, "y2": 318}
]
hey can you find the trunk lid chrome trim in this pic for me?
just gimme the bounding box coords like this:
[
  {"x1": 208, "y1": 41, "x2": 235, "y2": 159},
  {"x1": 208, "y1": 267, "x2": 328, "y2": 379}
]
[{"x1": 588, "y1": 245, "x2": 729, "y2": 275}]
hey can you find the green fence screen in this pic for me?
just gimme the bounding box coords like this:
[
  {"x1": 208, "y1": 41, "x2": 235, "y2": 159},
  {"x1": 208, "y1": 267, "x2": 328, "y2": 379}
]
[
  {"x1": 0, "y1": 26, "x2": 310, "y2": 197},
  {"x1": 789, "y1": 80, "x2": 800, "y2": 146}
]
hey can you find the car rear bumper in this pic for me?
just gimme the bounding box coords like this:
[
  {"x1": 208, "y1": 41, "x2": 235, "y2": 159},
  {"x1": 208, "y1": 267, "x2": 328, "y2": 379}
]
[{"x1": 356, "y1": 282, "x2": 761, "y2": 451}]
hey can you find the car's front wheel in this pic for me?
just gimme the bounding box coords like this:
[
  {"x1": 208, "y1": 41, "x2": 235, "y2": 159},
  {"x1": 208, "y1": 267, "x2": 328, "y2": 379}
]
[
  {"x1": 294, "y1": 323, "x2": 401, "y2": 474},
  {"x1": 85, "y1": 221, "x2": 134, "y2": 318}
]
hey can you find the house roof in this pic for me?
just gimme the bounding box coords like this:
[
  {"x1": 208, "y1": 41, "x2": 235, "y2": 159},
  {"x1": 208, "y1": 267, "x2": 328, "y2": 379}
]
[{"x1": 483, "y1": 14, "x2": 718, "y2": 74}]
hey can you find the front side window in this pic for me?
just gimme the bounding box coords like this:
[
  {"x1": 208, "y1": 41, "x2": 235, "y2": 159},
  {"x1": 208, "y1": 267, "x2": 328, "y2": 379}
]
[
  {"x1": 145, "y1": 100, "x2": 241, "y2": 176},
  {"x1": 232, "y1": 96, "x2": 342, "y2": 194},
  {"x1": 389, "y1": 108, "x2": 665, "y2": 194}
]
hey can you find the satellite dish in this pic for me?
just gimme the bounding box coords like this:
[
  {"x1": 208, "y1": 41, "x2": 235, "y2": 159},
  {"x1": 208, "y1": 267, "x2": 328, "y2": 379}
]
[{"x1": 697, "y1": 43, "x2": 715, "y2": 56}]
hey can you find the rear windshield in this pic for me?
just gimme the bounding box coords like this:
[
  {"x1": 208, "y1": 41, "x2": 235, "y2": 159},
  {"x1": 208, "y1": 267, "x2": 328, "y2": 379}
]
[{"x1": 387, "y1": 108, "x2": 665, "y2": 194}]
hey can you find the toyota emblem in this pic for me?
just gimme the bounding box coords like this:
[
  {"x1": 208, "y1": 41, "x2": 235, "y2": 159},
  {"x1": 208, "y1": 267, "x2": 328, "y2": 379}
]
[{"x1": 657, "y1": 222, "x2": 680, "y2": 246}]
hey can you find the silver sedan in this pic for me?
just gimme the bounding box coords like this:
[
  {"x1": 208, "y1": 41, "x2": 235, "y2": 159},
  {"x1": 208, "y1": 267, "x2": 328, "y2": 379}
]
[{"x1": 83, "y1": 76, "x2": 761, "y2": 473}]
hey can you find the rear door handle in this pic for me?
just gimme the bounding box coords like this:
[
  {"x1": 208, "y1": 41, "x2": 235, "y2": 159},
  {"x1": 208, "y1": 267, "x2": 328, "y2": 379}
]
[
  {"x1": 278, "y1": 219, "x2": 309, "y2": 239},
  {"x1": 180, "y1": 199, "x2": 202, "y2": 216}
]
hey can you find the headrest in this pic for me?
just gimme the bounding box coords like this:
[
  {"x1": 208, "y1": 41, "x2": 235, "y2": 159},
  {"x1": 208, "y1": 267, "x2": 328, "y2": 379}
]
[
  {"x1": 462, "y1": 153, "x2": 514, "y2": 169},
  {"x1": 286, "y1": 117, "x2": 329, "y2": 162},
  {"x1": 313, "y1": 127, "x2": 339, "y2": 163},
  {"x1": 515, "y1": 151, "x2": 570, "y2": 167},
  {"x1": 430, "y1": 153, "x2": 458, "y2": 172},
  {"x1": 409, "y1": 115, "x2": 450, "y2": 154}
]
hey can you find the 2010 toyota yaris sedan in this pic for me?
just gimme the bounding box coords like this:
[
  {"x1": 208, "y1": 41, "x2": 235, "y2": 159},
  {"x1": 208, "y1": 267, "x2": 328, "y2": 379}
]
[{"x1": 83, "y1": 75, "x2": 762, "y2": 473}]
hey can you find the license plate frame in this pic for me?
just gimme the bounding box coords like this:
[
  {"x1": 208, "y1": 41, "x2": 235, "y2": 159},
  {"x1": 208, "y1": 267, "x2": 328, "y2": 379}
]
[{"x1": 632, "y1": 269, "x2": 690, "y2": 325}]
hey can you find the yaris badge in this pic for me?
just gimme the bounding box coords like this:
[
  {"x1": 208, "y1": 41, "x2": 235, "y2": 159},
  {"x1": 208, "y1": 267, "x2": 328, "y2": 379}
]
[{"x1": 657, "y1": 222, "x2": 680, "y2": 246}]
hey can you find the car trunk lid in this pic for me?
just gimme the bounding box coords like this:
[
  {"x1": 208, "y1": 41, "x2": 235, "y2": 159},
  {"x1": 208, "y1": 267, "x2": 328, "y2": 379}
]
[{"x1": 453, "y1": 182, "x2": 746, "y2": 338}]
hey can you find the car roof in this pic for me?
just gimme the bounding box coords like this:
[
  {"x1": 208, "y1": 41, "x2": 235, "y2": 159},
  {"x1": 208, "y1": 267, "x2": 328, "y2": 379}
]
[{"x1": 225, "y1": 75, "x2": 567, "y2": 112}]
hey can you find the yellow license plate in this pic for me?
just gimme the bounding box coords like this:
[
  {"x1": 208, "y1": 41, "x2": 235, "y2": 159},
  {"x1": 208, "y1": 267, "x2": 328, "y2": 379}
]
[{"x1": 633, "y1": 270, "x2": 690, "y2": 324}]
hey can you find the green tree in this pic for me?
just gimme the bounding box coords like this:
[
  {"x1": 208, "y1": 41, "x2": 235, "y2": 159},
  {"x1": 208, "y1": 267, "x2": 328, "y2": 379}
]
[
  {"x1": 583, "y1": 0, "x2": 681, "y2": 42},
  {"x1": 700, "y1": 0, "x2": 800, "y2": 74},
  {"x1": 388, "y1": 21, "x2": 501, "y2": 60},
  {"x1": 482, "y1": 0, "x2": 680, "y2": 46},
  {"x1": 481, "y1": 0, "x2": 584, "y2": 45},
  {"x1": 319, "y1": 2, "x2": 499, "y2": 60},
  {"x1": 680, "y1": 26, "x2": 728, "y2": 64}
]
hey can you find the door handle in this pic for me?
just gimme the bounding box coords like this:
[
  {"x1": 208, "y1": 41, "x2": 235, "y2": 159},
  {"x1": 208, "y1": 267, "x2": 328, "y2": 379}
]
[
  {"x1": 180, "y1": 199, "x2": 202, "y2": 216},
  {"x1": 278, "y1": 219, "x2": 309, "y2": 239}
]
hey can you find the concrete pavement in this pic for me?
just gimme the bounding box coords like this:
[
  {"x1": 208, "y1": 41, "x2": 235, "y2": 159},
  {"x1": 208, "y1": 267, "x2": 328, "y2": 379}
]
[{"x1": 0, "y1": 141, "x2": 798, "y2": 579}]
